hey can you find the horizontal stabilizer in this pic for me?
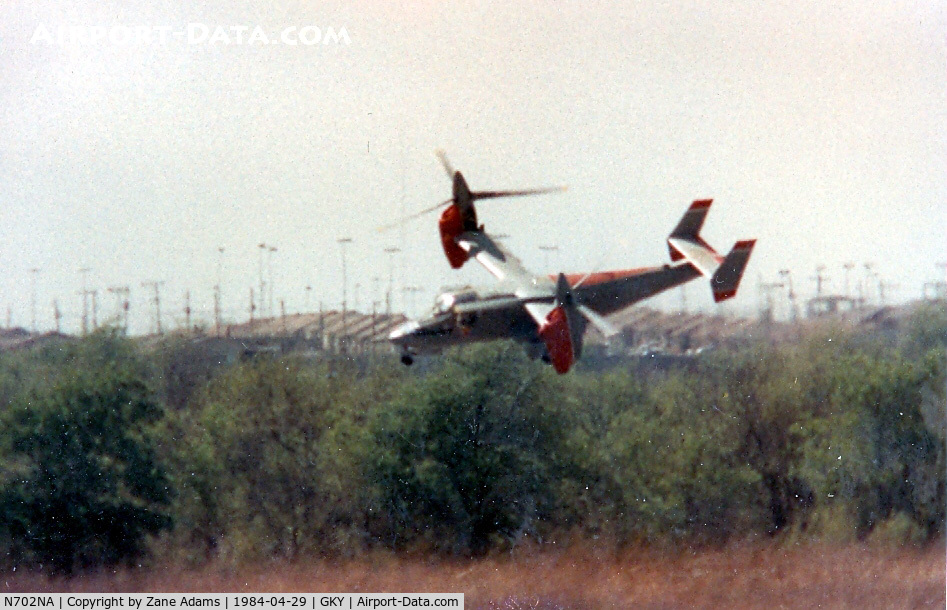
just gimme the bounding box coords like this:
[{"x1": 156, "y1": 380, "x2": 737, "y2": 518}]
[
  {"x1": 711, "y1": 240, "x2": 756, "y2": 302},
  {"x1": 667, "y1": 236, "x2": 722, "y2": 277}
]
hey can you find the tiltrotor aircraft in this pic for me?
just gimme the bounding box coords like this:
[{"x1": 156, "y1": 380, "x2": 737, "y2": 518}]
[{"x1": 388, "y1": 153, "x2": 755, "y2": 374}]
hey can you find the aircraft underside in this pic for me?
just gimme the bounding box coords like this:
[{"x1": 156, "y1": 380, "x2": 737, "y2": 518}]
[{"x1": 390, "y1": 261, "x2": 705, "y2": 364}]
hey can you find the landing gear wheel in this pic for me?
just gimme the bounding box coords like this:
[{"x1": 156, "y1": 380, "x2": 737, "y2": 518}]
[{"x1": 400, "y1": 354, "x2": 415, "y2": 366}]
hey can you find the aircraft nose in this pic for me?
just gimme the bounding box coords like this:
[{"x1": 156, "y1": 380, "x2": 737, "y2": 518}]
[{"x1": 388, "y1": 320, "x2": 420, "y2": 342}]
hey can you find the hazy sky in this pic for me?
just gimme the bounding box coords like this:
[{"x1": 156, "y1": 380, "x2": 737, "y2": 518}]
[{"x1": 1, "y1": 1, "x2": 944, "y2": 333}]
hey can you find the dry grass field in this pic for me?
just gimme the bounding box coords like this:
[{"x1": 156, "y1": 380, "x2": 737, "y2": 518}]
[{"x1": 2, "y1": 542, "x2": 943, "y2": 609}]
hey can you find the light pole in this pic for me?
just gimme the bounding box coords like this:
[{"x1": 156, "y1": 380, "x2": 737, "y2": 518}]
[
  {"x1": 141, "y1": 281, "x2": 164, "y2": 335},
  {"x1": 29, "y1": 267, "x2": 40, "y2": 333},
  {"x1": 402, "y1": 285, "x2": 422, "y2": 318},
  {"x1": 373, "y1": 276, "x2": 381, "y2": 313},
  {"x1": 215, "y1": 247, "x2": 225, "y2": 335},
  {"x1": 257, "y1": 243, "x2": 267, "y2": 317},
  {"x1": 779, "y1": 269, "x2": 798, "y2": 321},
  {"x1": 384, "y1": 246, "x2": 400, "y2": 315},
  {"x1": 338, "y1": 237, "x2": 353, "y2": 337},
  {"x1": 811, "y1": 265, "x2": 828, "y2": 298},
  {"x1": 863, "y1": 263, "x2": 875, "y2": 306},
  {"x1": 79, "y1": 267, "x2": 91, "y2": 335},
  {"x1": 842, "y1": 262, "x2": 855, "y2": 298},
  {"x1": 267, "y1": 245, "x2": 278, "y2": 317},
  {"x1": 539, "y1": 245, "x2": 559, "y2": 271},
  {"x1": 107, "y1": 286, "x2": 130, "y2": 332}
]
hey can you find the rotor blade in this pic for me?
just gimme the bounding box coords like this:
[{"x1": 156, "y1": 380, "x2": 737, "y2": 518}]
[
  {"x1": 574, "y1": 233, "x2": 636, "y2": 288},
  {"x1": 435, "y1": 149, "x2": 455, "y2": 179},
  {"x1": 572, "y1": 269, "x2": 596, "y2": 289},
  {"x1": 472, "y1": 185, "x2": 568, "y2": 200},
  {"x1": 577, "y1": 304, "x2": 620, "y2": 339},
  {"x1": 377, "y1": 198, "x2": 454, "y2": 232}
]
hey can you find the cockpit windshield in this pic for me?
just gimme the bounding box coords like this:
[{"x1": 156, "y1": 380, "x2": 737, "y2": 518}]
[
  {"x1": 433, "y1": 293, "x2": 455, "y2": 314},
  {"x1": 432, "y1": 289, "x2": 478, "y2": 315}
]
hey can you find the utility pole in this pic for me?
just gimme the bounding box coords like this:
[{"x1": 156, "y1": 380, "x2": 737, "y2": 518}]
[
  {"x1": 53, "y1": 299, "x2": 61, "y2": 333},
  {"x1": 842, "y1": 262, "x2": 855, "y2": 298},
  {"x1": 372, "y1": 277, "x2": 381, "y2": 316},
  {"x1": 90, "y1": 289, "x2": 98, "y2": 330},
  {"x1": 29, "y1": 267, "x2": 40, "y2": 333},
  {"x1": 305, "y1": 285, "x2": 313, "y2": 313},
  {"x1": 384, "y1": 246, "x2": 401, "y2": 315},
  {"x1": 213, "y1": 288, "x2": 221, "y2": 336},
  {"x1": 79, "y1": 267, "x2": 91, "y2": 335},
  {"x1": 779, "y1": 269, "x2": 799, "y2": 322},
  {"x1": 372, "y1": 300, "x2": 378, "y2": 345},
  {"x1": 141, "y1": 281, "x2": 164, "y2": 335},
  {"x1": 338, "y1": 237, "x2": 352, "y2": 338},
  {"x1": 107, "y1": 286, "x2": 130, "y2": 332},
  {"x1": 759, "y1": 281, "x2": 783, "y2": 323},
  {"x1": 258, "y1": 243, "x2": 267, "y2": 318},
  {"x1": 215, "y1": 247, "x2": 224, "y2": 336},
  {"x1": 811, "y1": 265, "x2": 828, "y2": 298},
  {"x1": 863, "y1": 263, "x2": 875, "y2": 306},
  {"x1": 878, "y1": 280, "x2": 898, "y2": 306},
  {"x1": 267, "y1": 245, "x2": 278, "y2": 318},
  {"x1": 184, "y1": 290, "x2": 192, "y2": 330},
  {"x1": 539, "y1": 245, "x2": 559, "y2": 271},
  {"x1": 249, "y1": 287, "x2": 256, "y2": 322},
  {"x1": 122, "y1": 289, "x2": 130, "y2": 330},
  {"x1": 402, "y1": 285, "x2": 422, "y2": 318}
]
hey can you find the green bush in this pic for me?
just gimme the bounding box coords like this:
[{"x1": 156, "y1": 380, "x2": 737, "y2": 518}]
[
  {"x1": 1, "y1": 315, "x2": 942, "y2": 570},
  {"x1": 367, "y1": 343, "x2": 568, "y2": 554},
  {"x1": 795, "y1": 349, "x2": 945, "y2": 539},
  {"x1": 166, "y1": 356, "x2": 393, "y2": 562},
  {"x1": 0, "y1": 331, "x2": 172, "y2": 573}
]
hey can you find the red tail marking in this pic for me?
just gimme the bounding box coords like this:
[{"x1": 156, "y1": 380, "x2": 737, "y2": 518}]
[
  {"x1": 439, "y1": 206, "x2": 469, "y2": 269},
  {"x1": 713, "y1": 289, "x2": 737, "y2": 302},
  {"x1": 539, "y1": 306, "x2": 574, "y2": 374}
]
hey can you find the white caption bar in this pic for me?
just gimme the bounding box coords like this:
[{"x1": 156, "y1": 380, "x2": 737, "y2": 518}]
[{"x1": 1, "y1": 595, "x2": 463, "y2": 610}]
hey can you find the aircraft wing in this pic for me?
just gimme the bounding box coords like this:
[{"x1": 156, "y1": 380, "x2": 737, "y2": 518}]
[{"x1": 455, "y1": 231, "x2": 554, "y2": 298}]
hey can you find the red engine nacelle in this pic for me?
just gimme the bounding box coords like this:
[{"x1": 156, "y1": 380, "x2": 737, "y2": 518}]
[
  {"x1": 539, "y1": 306, "x2": 574, "y2": 374},
  {"x1": 439, "y1": 205, "x2": 469, "y2": 269}
]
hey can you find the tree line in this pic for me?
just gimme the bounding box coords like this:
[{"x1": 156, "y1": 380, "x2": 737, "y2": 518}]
[{"x1": 0, "y1": 304, "x2": 944, "y2": 573}]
